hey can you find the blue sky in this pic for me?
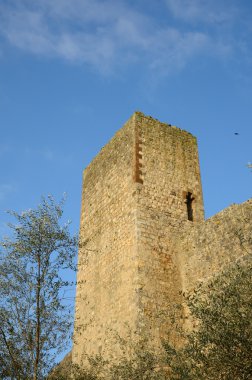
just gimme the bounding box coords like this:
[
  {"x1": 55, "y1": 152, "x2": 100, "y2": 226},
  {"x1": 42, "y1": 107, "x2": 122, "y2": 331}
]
[
  {"x1": 0, "y1": 0, "x2": 252, "y2": 362},
  {"x1": 0, "y1": 0, "x2": 251, "y2": 235}
]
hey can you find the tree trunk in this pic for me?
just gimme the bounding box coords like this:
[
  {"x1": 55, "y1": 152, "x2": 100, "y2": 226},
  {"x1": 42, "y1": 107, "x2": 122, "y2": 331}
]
[{"x1": 34, "y1": 252, "x2": 41, "y2": 380}]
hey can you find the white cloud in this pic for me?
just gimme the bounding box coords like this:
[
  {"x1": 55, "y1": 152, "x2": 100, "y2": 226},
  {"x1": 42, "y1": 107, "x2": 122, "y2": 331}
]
[
  {"x1": 0, "y1": 8, "x2": 57, "y2": 56},
  {"x1": 165, "y1": 0, "x2": 236, "y2": 24},
  {"x1": 41, "y1": 0, "x2": 126, "y2": 24},
  {"x1": 149, "y1": 29, "x2": 210, "y2": 72},
  {"x1": 0, "y1": 0, "x2": 243, "y2": 74}
]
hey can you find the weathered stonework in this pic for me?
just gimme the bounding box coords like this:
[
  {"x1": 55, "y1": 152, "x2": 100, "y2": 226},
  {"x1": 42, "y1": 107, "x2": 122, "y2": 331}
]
[{"x1": 73, "y1": 112, "x2": 251, "y2": 368}]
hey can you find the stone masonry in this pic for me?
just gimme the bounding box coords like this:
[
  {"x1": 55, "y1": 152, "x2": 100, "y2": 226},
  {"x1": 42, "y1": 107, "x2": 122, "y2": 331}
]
[{"x1": 72, "y1": 112, "x2": 252, "y2": 368}]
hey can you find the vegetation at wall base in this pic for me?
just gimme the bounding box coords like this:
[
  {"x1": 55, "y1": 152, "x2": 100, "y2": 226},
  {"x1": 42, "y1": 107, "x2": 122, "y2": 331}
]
[
  {"x1": 0, "y1": 197, "x2": 251, "y2": 379},
  {"x1": 164, "y1": 257, "x2": 252, "y2": 380},
  {"x1": 50, "y1": 257, "x2": 251, "y2": 380}
]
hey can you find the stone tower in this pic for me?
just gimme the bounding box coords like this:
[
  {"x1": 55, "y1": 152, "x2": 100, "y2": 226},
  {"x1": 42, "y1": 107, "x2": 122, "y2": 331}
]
[
  {"x1": 73, "y1": 112, "x2": 205, "y2": 364},
  {"x1": 72, "y1": 112, "x2": 251, "y2": 369}
]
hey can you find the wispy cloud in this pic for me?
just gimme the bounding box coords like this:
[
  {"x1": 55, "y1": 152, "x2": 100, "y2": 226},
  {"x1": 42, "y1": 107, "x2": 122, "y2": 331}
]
[
  {"x1": 165, "y1": 0, "x2": 237, "y2": 24},
  {"x1": 0, "y1": 0, "x2": 246, "y2": 74}
]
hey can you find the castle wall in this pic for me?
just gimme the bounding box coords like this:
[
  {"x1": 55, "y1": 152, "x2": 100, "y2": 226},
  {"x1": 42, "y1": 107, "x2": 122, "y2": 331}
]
[
  {"x1": 73, "y1": 112, "x2": 206, "y2": 364},
  {"x1": 73, "y1": 111, "x2": 251, "y2": 372},
  {"x1": 178, "y1": 199, "x2": 252, "y2": 293},
  {"x1": 73, "y1": 116, "x2": 139, "y2": 365},
  {"x1": 132, "y1": 113, "x2": 204, "y2": 347}
]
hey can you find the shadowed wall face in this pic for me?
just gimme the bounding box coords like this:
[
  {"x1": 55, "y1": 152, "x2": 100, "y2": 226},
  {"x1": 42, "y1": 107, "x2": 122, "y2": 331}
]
[
  {"x1": 73, "y1": 116, "x2": 139, "y2": 364},
  {"x1": 73, "y1": 112, "x2": 205, "y2": 365}
]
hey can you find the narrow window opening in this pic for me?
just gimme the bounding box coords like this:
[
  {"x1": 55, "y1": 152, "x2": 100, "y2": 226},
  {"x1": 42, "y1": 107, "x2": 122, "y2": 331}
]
[{"x1": 185, "y1": 192, "x2": 194, "y2": 221}]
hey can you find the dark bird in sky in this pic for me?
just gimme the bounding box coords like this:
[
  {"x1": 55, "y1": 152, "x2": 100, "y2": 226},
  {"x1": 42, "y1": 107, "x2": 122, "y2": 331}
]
[{"x1": 234, "y1": 132, "x2": 239, "y2": 135}]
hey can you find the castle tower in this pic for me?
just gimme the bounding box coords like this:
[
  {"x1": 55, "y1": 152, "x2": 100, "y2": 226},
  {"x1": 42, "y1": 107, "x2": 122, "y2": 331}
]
[{"x1": 73, "y1": 112, "x2": 204, "y2": 366}]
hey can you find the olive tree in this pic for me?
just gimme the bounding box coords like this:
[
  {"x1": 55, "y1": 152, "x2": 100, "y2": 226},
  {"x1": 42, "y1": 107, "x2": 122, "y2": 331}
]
[
  {"x1": 164, "y1": 257, "x2": 252, "y2": 380},
  {"x1": 0, "y1": 196, "x2": 77, "y2": 380}
]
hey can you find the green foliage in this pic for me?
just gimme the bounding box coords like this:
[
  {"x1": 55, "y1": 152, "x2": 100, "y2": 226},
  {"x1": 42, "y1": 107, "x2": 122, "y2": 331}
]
[
  {"x1": 0, "y1": 196, "x2": 78, "y2": 380},
  {"x1": 1, "y1": 197, "x2": 250, "y2": 380},
  {"x1": 49, "y1": 257, "x2": 252, "y2": 380},
  {"x1": 48, "y1": 362, "x2": 98, "y2": 380},
  {"x1": 47, "y1": 353, "x2": 106, "y2": 380},
  {"x1": 61, "y1": 351, "x2": 163, "y2": 380},
  {"x1": 165, "y1": 257, "x2": 252, "y2": 380},
  {"x1": 108, "y1": 344, "x2": 164, "y2": 380}
]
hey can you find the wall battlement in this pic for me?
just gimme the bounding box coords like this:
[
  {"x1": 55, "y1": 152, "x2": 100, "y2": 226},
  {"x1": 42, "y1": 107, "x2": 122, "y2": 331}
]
[{"x1": 73, "y1": 112, "x2": 251, "y2": 368}]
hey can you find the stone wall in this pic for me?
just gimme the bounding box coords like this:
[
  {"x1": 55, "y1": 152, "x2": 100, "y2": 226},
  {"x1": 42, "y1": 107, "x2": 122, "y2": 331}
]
[
  {"x1": 132, "y1": 113, "x2": 204, "y2": 347},
  {"x1": 73, "y1": 111, "x2": 252, "y2": 371},
  {"x1": 177, "y1": 199, "x2": 252, "y2": 293},
  {"x1": 73, "y1": 115, "x2": 138, "y2": 365}
]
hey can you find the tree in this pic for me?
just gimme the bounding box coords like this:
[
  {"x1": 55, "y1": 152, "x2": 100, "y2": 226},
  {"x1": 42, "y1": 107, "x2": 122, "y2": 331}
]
[
  {"x1": 164, "y1": 257, "x2": 252, "y2": 380},
  {"x1": 49, "y1": 260, "x2": 251, "y2": 380},
  {"x1": 0, "y1": 196, "x2": 78, "y2": 380},
  {"x1": 108, "y1": 346, "x2": 164, "y2": 380}
]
